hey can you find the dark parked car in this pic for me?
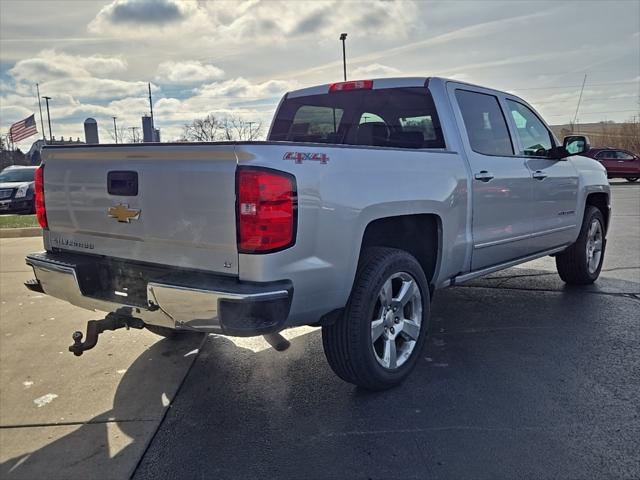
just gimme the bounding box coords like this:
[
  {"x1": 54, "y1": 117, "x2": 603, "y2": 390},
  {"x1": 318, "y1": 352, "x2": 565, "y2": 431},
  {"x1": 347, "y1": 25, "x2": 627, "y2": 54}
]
[
  {"x1": 585, "y1": 148, "x2": 640, "y2": 182},
  {"x1": 0, "y1": 165, "x2": 38, "y2": 213}
]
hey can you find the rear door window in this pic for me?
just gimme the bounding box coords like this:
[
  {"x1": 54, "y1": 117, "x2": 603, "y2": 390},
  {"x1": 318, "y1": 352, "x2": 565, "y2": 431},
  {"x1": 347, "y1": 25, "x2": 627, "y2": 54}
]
[
  {"x1": 269, "y1": 87, "x2": 445, "y2": 149},
  {"x1": 455, "y1": 90, "x2": 513, "y2": 156},
  {"x1": 616, "y1": 151, "x2": 635, "y2": 160}
]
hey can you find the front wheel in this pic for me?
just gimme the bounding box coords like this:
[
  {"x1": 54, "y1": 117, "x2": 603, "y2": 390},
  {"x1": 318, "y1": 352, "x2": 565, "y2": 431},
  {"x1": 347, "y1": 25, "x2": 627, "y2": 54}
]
[
  {"x1": 322, "y1": 247, "x2": 430, "y2": 390},
  {"x1": 555, "y1": 206, "x2": 606, "y2": 284},
  {"x1": 626, "y1": 177, "x2": 638, "y2": 183}
]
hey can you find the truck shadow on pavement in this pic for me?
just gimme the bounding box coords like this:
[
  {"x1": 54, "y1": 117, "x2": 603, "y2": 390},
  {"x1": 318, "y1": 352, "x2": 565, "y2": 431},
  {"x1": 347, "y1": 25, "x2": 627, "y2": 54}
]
[
  {"x1": 1, "y1": 333, "x2": 204, "y2": 480},
  {"x1": 132, "y1": 269, "x2": 640, "y2": 480},
  {"x1": 2, "y1": 269, "x2": 639, "y2": 480}
]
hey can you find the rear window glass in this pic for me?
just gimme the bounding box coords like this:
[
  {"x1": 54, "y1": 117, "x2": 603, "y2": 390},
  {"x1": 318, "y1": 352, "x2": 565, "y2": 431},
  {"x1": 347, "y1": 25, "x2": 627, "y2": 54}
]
[{"x1": 269, "y1": 87, "x2": 445, "y2": 149}]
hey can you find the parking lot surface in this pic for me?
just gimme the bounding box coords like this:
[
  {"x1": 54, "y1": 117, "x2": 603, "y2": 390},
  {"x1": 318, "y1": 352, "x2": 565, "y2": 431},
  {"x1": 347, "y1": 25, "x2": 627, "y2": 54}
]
[{"x1": 1, "y1": 182, "x2": 639, "y2": 479}]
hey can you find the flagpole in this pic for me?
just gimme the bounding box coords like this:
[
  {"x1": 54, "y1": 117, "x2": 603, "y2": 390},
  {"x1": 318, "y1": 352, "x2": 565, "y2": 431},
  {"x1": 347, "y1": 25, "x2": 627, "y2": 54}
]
[{"x1": 36, "y1": 83, "x2": 46, "y2": 144}]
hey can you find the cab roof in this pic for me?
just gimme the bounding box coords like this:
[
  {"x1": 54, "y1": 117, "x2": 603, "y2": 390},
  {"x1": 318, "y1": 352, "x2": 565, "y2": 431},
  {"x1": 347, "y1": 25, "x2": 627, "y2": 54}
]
[{"x1": 286, "y1": 76, "x2": 514, "y2": 99}]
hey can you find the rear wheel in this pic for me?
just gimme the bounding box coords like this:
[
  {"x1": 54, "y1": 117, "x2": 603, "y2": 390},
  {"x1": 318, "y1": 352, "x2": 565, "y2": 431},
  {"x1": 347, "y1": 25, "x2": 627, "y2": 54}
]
[
  {"x1": 555, "y1": 206, "x2": 605, "y2": 284},
  {"x1": 626, "y1": 177, "x2": 638, "y2": 183},
  {"x1": 322, "y1": 247, "x2": 430, "y2": 390}
]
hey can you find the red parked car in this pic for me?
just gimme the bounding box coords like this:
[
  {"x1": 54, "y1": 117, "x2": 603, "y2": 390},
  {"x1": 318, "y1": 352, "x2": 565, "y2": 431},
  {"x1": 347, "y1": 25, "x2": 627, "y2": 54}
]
[{"x1": 585, "y1": 148, "x2": 640, "y2": 182}]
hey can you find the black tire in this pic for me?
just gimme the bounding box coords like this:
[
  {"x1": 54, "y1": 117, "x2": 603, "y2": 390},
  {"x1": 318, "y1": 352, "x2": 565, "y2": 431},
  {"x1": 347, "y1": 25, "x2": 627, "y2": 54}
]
[
  {"x1": 322, "y1": 247, "x2": 430, "y2": 390},
  {"x1": 626, "y1": 178, "x2": 638, "y2": 183},
  {"x1": 555, "y1": 206, "x2": 606, "y2": 285}
]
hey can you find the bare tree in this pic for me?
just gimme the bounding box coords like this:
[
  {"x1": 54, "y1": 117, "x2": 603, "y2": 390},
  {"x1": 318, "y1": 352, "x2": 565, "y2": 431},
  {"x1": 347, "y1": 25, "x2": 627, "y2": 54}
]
[
  {"x1": 181, "y1": 114, "x2": 263, "y2": 142},
  {"x1": 181, "y1": 114, "x2": 224, "y2": 142},
  {"x1": 126, "y1": 127, "x2": 141, "y2": 143},
  {"x1": 108, "y1": 126, "x2": 128, "y2": 144}
]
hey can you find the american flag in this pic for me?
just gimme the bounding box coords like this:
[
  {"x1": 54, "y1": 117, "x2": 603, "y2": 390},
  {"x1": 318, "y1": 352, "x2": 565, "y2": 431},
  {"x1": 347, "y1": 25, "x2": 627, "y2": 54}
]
[{"x1": 9, "y1": 114, "x2": 38, "y2": 143}]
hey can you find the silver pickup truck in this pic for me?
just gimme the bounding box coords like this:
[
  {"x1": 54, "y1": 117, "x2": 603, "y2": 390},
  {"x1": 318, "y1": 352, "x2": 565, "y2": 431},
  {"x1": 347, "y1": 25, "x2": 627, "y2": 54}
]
[{"x1": 26, "y1": 77, "x2": 610, "y2": 390}]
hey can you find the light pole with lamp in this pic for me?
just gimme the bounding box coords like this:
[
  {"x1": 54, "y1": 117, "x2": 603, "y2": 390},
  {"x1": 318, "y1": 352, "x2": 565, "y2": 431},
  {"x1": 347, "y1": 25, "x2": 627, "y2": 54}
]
[
  {"x1": 340, "y1": 33, "x2": 348, "y2": 81},
  {"x1": 42, "y1": 96, "x2": 53, "y2": 142}
]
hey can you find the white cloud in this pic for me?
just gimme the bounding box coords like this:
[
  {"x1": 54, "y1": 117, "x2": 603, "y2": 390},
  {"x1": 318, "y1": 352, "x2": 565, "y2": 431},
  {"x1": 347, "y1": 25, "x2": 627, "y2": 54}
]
[
  {"x1": 196, "y1": 77, "x2": 295, "y2": 100},
  {"x1": 0, "y1": 46, "x2": 296, "y2": 146},
  {"x1": 448, "y1": 73, "x2": 471, "y2": 82},
  {"x1": 6, "y1": 50, "x2": 150, "y2": 103},
  {"x1": 10, "y1": 50, "x2": 126, "y2": 83},
  {"x1": 351, "y1": 64, "x2": 401, "y2": 78},
  {"x1": 2, "y1": 0, "x2": 639, "y2": 148},
  {"x1": 88, "y1": 0, "x2": 420, "y2": 43},
  {"x1": 89, "y1": 0, "x2": 197, "y2": 33},
  {"x1": 155, "y1": 61, "x2": 225, "y2": 84}
]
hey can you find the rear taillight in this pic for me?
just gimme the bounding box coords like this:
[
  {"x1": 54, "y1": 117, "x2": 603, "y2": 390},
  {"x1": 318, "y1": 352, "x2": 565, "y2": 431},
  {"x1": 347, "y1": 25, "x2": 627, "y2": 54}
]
[
  {"x1": 237, "y1": 167, "x2": 296, "y2": 253},
  {"x1": 34, "y1": 165, "x2": 48, "y2": 229},
  {"x1": 329, "y1": 80, "x2": 373, "y2": 92}
]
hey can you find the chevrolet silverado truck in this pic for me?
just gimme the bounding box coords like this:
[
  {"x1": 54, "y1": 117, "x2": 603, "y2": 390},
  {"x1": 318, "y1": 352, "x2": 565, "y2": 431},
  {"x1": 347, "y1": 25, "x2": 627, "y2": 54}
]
[{"x1": 25, "y1": 77, "x2": 610, "y2": 390}]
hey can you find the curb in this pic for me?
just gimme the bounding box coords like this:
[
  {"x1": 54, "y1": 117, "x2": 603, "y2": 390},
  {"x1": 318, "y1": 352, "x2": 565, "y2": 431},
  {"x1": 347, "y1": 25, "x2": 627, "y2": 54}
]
[{"x1": 0, "y1": 227, "x2": 42, "y2": 238}]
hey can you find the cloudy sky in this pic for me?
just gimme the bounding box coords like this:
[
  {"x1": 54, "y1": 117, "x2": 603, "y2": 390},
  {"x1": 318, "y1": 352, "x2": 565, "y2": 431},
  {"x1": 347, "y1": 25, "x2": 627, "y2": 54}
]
[{"x1": 1, "y1": 0, "x2": 638, "y2": 149}]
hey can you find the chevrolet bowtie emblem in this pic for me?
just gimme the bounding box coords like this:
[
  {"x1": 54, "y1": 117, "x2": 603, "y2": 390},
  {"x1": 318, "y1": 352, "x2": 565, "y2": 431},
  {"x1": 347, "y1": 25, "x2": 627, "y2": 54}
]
[{"x1": 108, "y1": 204, "x2": 140, "y2": 223}]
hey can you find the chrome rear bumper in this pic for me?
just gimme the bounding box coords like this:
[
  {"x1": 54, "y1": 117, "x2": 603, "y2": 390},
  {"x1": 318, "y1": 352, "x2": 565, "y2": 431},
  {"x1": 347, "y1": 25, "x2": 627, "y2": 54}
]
[{"x1": 26, "y1": 252, "x2": 292, "y2": 336}]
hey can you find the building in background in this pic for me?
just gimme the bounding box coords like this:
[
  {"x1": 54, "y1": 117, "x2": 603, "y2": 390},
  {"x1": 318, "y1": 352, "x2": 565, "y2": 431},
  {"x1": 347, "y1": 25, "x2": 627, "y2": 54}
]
[
  {"x1": 142, "y1": 116, "x2": 160, "y2": 142},
  {"x1": 20, "y1": 137, "x2": 84, "y2": 166},
  {"x1": 84, "y1": 118, "x2": 99, "y2": 144}
]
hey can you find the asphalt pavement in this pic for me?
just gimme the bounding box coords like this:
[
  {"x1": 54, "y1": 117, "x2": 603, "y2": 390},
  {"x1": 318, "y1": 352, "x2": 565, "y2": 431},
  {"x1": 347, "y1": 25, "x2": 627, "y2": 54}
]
[
  {"x1": 135, "y1": 182, "x2": 639, "y2": 480},
  {"x1": 1, "y1": 181, "x2": 638, "y2": 479}
]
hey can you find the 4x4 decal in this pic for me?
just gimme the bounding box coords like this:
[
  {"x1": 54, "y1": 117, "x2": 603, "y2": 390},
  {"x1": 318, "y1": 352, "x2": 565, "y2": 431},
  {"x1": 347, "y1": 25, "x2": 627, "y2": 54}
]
[{"x1": 283, "y1": 152, "x2": 329, "y2": 164}]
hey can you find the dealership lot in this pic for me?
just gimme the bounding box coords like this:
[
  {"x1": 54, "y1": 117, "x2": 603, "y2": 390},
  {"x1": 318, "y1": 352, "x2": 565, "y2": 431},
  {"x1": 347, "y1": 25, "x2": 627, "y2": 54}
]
[{"x1": 1, "y1": 182, "x2": 638, "y2": 479}]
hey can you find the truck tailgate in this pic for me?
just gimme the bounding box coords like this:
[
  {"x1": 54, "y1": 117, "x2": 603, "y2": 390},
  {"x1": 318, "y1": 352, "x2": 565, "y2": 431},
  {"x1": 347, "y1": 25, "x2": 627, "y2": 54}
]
[{"x1": 42, "y1": 145, "x2": 239, "y2": 275}]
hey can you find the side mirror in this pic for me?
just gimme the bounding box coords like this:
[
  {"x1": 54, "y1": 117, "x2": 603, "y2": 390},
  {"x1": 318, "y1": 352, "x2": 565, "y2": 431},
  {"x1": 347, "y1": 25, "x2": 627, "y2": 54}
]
[{"x1": 563, "y1": 135, "x2": 590, "y2": 156}]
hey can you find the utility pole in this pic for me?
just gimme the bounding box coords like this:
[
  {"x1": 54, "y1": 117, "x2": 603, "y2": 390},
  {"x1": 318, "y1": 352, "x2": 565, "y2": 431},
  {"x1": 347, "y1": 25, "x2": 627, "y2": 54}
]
[
  {"x1": 112, "y1": 116, "x2": 118, "y2": 144},
  {"x1": 36, "y1": 84, "x2": 46, "y2": 144},
  {"x1": 148, "y1": 83, "x2": 155, "y2": 140},
  {"x1": 247, "y1": 121, "x2": 255, "y2": 139},
  {"x1": 340, "y1": 33, "x2": 348, "y2": 81},
  {"x1": 572, "y1": 74, "x2": 587, "y2": 129},
  {"x1": 42, "y1": 96, "x2": 53, "y2": 142}
]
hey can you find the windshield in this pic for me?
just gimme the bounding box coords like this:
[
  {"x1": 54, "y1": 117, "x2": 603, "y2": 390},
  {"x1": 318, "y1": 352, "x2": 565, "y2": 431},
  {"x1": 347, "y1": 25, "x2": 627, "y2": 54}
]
[
  {"x1": 0, "y1": 168, "x2": 36, "y2": 183},
  {"x1": 269, "y1": 87, "x2": 445, "y2": 149}
]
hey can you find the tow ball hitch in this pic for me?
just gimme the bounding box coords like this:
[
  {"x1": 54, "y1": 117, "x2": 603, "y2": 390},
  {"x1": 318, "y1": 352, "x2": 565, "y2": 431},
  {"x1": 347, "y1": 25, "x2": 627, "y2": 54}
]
[{"x1": 69, "y1": 313, "x2": 144, "y2": 356}]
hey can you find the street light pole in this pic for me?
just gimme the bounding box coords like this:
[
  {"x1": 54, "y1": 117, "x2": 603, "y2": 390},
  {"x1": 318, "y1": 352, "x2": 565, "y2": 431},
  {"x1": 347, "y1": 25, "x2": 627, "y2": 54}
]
[
  {"x1": 42, "y1": 96, "x2": 53, "y2": 142},
  {"x1": 36, "y1": 84, "x2": 46, "y2": 144},
  {"x1": 148, "y1": 83, "x2": 155, "y2": 141},
  {"x1": 112, "y1": 116, "x2": 118, "y2": 144},
  {"x1": 340, "y1": 33, "x2": 348, "y2": 81}
]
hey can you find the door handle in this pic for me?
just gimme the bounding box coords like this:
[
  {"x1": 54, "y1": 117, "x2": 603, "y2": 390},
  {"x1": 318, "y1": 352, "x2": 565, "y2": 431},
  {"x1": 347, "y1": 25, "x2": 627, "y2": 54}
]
[
  {"x1": 532, "y1": 170, "x2": 548, "y2": 180},
  {"x1": 474, "y1": 171, "x2": 494, "y2": 182}
]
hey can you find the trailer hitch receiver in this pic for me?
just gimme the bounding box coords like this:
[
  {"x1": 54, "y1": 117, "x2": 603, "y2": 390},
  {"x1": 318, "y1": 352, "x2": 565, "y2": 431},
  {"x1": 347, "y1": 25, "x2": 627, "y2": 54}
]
[{"x1": 69, "y1": 313, "x2": 144, "y2": 356}]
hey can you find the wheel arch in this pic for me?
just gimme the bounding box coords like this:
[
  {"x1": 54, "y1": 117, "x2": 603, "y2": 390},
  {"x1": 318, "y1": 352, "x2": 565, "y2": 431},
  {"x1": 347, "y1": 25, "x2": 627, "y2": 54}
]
[
  {"x1": 358, "y1": 213, "x2": 442, "y2": 294},
  {"x1": 585, "y1": 191, "x2": 610, "y2": 232}
]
